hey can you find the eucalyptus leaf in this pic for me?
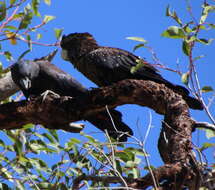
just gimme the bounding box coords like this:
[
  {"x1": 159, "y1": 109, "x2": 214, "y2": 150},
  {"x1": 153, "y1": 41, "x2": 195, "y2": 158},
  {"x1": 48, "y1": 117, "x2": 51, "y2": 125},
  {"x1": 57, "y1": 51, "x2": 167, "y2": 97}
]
[
  {"x1": 201, "y1": 86, "x2": 214, "y2": 93},
  {"x1": 54, "y1": 28, "x2": 63, "y2": 39},
  {"x1": 18, "y1": 9, "x2": 33, "y2": 29},
  {"x1": 32, "y1": 0, "x2": 41, "y2": 17},
  {"x1": 43, "y1": 15, "x2": 56, "y2": 23},
  {"x1": 133, "y1": 43, "x2": 145, "y2": 52},
  {"x1": 161, "y1": 26, "x2": 186, "y2": 39},
  {"x1": 17, "y1": 49, "x2": 31, "y2": 61},
  {"x1": 0, "y1": 1, "x2": 6, "y2": 22},
  {"x1": 182, "y1": 40, "x2": 191, "y2": 56},
  {"x1": 126, "y1": 36, "x2": 147, "y2": 43},
  {"x1": 181, "y1": 72, "x2": 189, "y2": 85}
]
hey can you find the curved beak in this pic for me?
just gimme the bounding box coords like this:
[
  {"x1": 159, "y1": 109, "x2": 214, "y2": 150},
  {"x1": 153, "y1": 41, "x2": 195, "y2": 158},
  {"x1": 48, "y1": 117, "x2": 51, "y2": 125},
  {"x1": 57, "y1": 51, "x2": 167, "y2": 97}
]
[
  {"x1": 20, "y1": 77, "x2": 31, "y2": 90},
  {"x1": 61, "y1": 49, "x2": 70, "y2": 61}
]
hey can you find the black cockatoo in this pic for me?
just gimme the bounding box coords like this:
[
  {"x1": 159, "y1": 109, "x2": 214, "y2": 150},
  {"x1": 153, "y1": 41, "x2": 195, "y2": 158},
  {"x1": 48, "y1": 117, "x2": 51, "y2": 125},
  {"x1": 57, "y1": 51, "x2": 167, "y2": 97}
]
[
  {"x1": 11, "y1": 52, "x2": 133, "y2": 141},
  {"x1": 60, "y1": 32, "x2": 203, "y2": 110}
]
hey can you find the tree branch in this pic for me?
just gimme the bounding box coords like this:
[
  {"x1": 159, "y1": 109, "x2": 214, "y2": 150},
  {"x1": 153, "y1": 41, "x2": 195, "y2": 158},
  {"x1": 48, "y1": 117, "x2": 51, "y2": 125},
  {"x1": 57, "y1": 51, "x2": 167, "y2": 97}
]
[
  {"x1": 0, "y1": 71, "x2": 19, "y2": 101},
  {"x1": 0, "y1": 79, "x2": 203, "y2": 189}
]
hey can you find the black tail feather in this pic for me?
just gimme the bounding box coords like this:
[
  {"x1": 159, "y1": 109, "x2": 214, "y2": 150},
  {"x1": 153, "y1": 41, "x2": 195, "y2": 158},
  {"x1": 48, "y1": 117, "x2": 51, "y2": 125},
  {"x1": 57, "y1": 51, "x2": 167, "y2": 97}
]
[
  {"x1": 86, "y1": 110, "x2": 133, "y2": 142},
  {"x1": 166, "y1": 83, "x2": 203, "y2": 110},
  {"x1": 175, "y1": 85, "x2": 190, "y2": 95},
  {"x1": 183, "y1": 95, "x2": 203, "y2": 110}
]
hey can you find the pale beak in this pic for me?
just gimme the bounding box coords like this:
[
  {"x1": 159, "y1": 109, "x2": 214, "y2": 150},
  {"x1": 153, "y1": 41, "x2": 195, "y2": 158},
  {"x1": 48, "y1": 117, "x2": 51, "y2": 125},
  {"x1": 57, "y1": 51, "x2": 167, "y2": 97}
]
[
  {"x1": 20, "y1": 77, "x2": 31, "y2": 90},
  {"x1": 61, "y1": 49, "x2": 70, "y2": 61}
]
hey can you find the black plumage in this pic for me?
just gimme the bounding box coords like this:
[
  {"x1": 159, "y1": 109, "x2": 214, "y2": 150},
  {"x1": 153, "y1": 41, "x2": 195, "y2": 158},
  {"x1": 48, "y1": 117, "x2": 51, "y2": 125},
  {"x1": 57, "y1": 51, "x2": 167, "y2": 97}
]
[
  {"x1": 60, "y1": 32, "x2": 203, "y2": 110},
  {"x1": 11, "y1": 54, "x2": 133, "y2": 141}
]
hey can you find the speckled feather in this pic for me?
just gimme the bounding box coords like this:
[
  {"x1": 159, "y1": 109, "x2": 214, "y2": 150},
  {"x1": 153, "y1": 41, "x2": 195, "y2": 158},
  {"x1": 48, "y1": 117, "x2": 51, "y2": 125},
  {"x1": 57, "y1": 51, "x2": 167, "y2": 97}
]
[{"x1": 60, "y1": 32, "x2": 203, "y2": 110}]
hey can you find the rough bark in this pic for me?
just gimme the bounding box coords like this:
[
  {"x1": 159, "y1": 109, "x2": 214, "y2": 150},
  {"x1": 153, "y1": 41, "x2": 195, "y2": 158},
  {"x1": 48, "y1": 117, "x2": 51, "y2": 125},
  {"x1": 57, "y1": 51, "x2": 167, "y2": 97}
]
[{"x1": 0, "y1": 79, "x2": 204, "y2": 189}]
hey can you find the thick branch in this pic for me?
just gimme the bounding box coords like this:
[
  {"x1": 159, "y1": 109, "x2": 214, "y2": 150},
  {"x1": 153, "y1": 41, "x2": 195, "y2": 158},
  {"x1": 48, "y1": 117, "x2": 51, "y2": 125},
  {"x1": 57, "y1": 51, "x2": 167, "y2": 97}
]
[
  {"x1": 0, "y1": 79, "x2": 190, "y2": 129},
  {"x1": 0, "y1": 79, "x2": 201, "y2": 189},
  {"x1": 0, "y1": 71, "x2": 19, "y2": 101}
]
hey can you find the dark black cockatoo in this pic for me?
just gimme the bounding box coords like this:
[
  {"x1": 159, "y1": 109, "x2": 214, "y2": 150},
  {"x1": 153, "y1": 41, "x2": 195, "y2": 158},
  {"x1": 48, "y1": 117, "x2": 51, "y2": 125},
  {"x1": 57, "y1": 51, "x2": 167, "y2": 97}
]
[
  {"x1": 60, "y1": 32, "x2": 203, "y2": 110},
  {"x1": 10, "y1": 52, "x2": 133, "y2": 141}
]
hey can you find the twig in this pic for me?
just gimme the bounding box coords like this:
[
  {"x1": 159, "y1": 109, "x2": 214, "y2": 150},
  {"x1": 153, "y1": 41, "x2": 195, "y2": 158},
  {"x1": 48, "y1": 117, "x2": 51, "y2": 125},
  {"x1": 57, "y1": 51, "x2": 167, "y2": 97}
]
[
  {"x1": 105, "y1": 131, "x2": 129, "y2": 189},
  {"x1": 72, "y1": 175, "x2": 135, "y2": 190},
  {"x1": 0, "y1": 6, "x2": 20, "y2": 32},
  {"x1": 194, "y1": 122, "x2": 215, "y2": 131},
  {"x1": 143, "y1": 110, "x2": 153, "y2": 145}
]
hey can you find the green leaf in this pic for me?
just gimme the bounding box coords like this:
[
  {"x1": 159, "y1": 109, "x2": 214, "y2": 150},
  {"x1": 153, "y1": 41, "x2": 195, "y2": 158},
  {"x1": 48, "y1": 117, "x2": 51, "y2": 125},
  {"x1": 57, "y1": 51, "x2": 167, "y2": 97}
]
[
  {"x1": 4, "y1": 25, "x2": 17, "y2": 30},
  {"x1": 115, "y1": 151, "x2": 133, "y2": 162},
  {"x1": 0, "y1": 62, "x2": 3, "y2": 73},
  {"x1": 26, "y1": 34, "x2": 32, "y2": 50},
  {"x1": 13, "y1": 13, "x2": 25, "y2": 19},
  {"x1": 32, "y1": 0, "x2": 41, "y2": 17},
  {"x1": 196, "y1": 38, "x2": 214, "y2": 45},
  {"x1": 172, "y1": 11, "x2": 182, "y2": 25},
  {"x1": 22, "y1": 123, "x2": 34, "y2": 129},
  {"x1": 37, "y1": 182, "x2": 53, "y2": 189},
  {"x1": 4, "y1": 51, "x2": 13, "y2": 61},
  {"x1": 208, "y1": 23, "x2": 215, "y2": 29},
  {"x1": 82, "y1": 133, "x2": 98, "y2": 143},
  {"x1": 165, "y1": 5, "x2": 182, "y2": 25},
  {"x1": 181, "y1": 72, "x2": 189, "y2": 85},
  {"x1": 200, "y1": 4, "x2": 215, "y2": 24},
  {"x1": 124, "y1": 147, "x2": 148, "y2": 157},
  {"x1": 65, "y1": 138, "x2": 81, "y2": 152},
  {"x1": 200, "y1": 143, "x2": 215, "y2": 151},
  {"x1": 133, "y1": 43, "x2": 145, "y2": 52},
  {"x1": 48, "y1": 129, "x2": 59, "y2": 142},
  {"x1": 130, "y1": 59, "x2": 144, "y2": 74},
  {"x1": 183, "y1": 25, "x2": 193, "y2": 33},
  {"x1": 0, "y1": 168, "x2": 13, "y2": 182},
  {"x1": 144, "y1": 165, "x2": 156, "y2": 170},
  {"x1": 125, "y1": 161, "x2": 137, "y2": 168},
  {"x1": 54, "y1": 28, "x2": 63, "y2": 39},
  {"x1": 126, "y1": 36, "x2": 147, "y2": 43},
  {"x1": 0, "y1": 139, "x2": 5, "y2": 147},
  {"x1": 130, "y1": 168, "x2": 140, "y2": 178},
  {"x1": 44, "y1": 0, "x2": 51, "y2": 6},
  {"x1": 17, "y1": 49, "x2": 31, "y2": 61},
  {"x1": 0, "y1": 183, "x2": 12, "y2": 190},
  {"x1": 10, "y1": 0, "x2": 17, "y2": 5},
  {"x1": 115, "y1": 160, "x2": 123, "y2": 174},
  {"x1": 18, "y1": 8, "x2": 33, "y2": 29},
  {"x1": 161, "y1": 26, "x2": 186, "y2": 39},
  {"x1": 0, "y1": 1, "x2": 6, "y2": 22},
  {"x1": 43, "y1": 15, "x2": 56, "y2": 23},
  {"x1": 42, "y1": 132, "x2": 55, "y2": 143},
  {"x1": 201, "y1": 86, "x2": 214, "y2": 93},
  {"x1": 182, "y1": 40, "x2": 191, "y2": 56},
  {"x1": 57, "y1": 183, "x2": 67, "y2": 190},
  {"x1": 5, "y1": 31, "x2": 17, "y2": 45},
  {"x1": 206, "y1": 129, "x2": 215, "y2": 139},
  {"x1": 193, "y1": 55, "x2": 205, "y2": 62},
  {"x1": 15, "y1": 181, "x2": 25, "y2": 190},
  {"x1": 166, "y1": 5, "x2": 171, "y2": 16},
  {"x1": 37, "y1": 33, "x2": 42, "y2": 40},
  {"x1": 0, "y1": 154, "x2": 9, "y2": 162},
  {"x1": 14, "y1": 139, "x2": 23, "y2": 157},
  {"x1": 28, "y1": 140, "x2": 49, "y2": 154}
]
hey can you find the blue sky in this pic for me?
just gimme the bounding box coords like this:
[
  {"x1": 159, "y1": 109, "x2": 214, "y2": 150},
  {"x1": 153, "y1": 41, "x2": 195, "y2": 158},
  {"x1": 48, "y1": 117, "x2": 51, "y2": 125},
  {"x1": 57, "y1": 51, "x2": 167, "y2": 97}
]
[{"x1": 2, "y1": 0, "x2": 215, "y2": 167}]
